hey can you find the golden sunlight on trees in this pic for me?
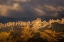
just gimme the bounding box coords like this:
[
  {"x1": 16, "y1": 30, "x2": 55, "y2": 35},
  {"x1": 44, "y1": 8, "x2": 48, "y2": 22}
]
[
  {"x1": 0, "y1": 18, "x2": 64, "y2": 42},
  {"x1": 0, "y1": 32, "x2": 10, "y2": 42},
  {"x1": 21, "y1": 27, "x2": 32, "y2": 42}
]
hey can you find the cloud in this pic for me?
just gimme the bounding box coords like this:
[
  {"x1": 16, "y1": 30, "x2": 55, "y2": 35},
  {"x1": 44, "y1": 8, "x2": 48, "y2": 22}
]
[
  {"x1": 12, "y1": 0, "x2": 31, "y2": 2},
  {"x1": 0, "y1": 0, "x2": 64, "y2": 19},
  {"x1": 13, "y1": 0, "x2": 37, "y2": 2},
  {"x1": 0, "y1": 3, "x2": 22, "y2": 16},
  {"x1": 0, "y1": 0, "x2": 8, "y2": 4},
  {"x1": 34, "y1": 8, "x2": 45, "y2": 16},
  {"x1": 13, "y1": 0, "x2": 27, "y2": 2},
  {"x1": 43, "y1": 4, "x2": 64, "y2": 17},
  {"x1": 43, "y1": 4, "x2": 64, "y2": 11},
  {"x1": 0, "y1": 5, "x2": 11, "y2": 16},
  {"x1": 12, "y1": 3, "x2": 21, "y2": 11}
]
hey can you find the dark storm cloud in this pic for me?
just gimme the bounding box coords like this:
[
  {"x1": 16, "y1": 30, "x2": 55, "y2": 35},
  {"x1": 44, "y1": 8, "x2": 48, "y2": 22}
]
[
  {"x1": 36, "y1": 0, "x2": 64, "y2": 6},
  {"x1": 0, "y1": 0, "x2": 7, "y2": 4},
  {"x1": 0, "y1": 0, "x2": 64, "y2": 18}
]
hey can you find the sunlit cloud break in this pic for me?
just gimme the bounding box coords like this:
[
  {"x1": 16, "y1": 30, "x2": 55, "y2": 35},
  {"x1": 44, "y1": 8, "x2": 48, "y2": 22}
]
[
  {"x1": 0, "y1": 3, "x2": 22, "y2": 16},
  {"x1": 13, "y1": 0, "x2": 31, "y2": 2}
]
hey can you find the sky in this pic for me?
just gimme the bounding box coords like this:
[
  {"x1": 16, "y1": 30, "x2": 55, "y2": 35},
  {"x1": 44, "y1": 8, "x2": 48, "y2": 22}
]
[{"x1": 0, "y1": 0, "x2": 64, "y2": 19}]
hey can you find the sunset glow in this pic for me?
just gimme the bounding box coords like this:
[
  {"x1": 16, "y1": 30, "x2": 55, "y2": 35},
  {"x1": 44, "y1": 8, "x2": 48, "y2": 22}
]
[{"x1": 0, "y1": 0, "x2": 64, "y2": 42}]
